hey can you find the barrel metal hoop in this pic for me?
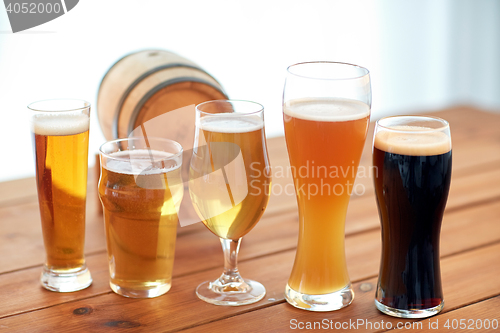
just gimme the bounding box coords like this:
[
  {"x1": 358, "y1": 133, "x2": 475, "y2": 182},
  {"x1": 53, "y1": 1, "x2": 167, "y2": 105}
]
[
  {"x1": 97, "y1": 49, "x2": 165, "y2": 129},
  {"x1": 112, "y1": 63, "x2": 228, "y2": 139},
  {"x1": 97, "y1": 49, "x2": 162, "y2": 98},
  {"x1": 127, "y1": 77, "x2": 229, "y2": 137}
]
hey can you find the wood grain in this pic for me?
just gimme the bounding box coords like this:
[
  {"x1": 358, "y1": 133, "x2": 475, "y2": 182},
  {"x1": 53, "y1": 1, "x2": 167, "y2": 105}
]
[
  {"x1": 0, "y1": 197, "x2": 498, "y2": 322},
  {"x1": 2, "y1": 241, "x2": 498, "y2": 332},
  {"x1": 0, "y1": 107, "x2": 498, "y2": 332},
  {"x1": 180, "y1": 243, "x2": 500, "y2": 333}
]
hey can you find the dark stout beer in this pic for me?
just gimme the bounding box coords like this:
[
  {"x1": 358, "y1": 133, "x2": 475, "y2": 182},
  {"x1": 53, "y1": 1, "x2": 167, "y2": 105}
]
[{"x1": 373, "y1": 124, "x2": 452, "y2": 316}]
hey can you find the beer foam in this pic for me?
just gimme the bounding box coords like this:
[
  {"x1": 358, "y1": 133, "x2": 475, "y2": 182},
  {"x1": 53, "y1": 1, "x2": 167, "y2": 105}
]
[
  {"x1": 31, "y1": 113, "x2": 89, "y2": 136},
  {"x1": 199, "y1": 115, "x2": 264, "y2": 133},
  {"x1": 104, "y1": 149, "x2": 180, "y2": 175},
  {"x1": 283, "y1": 97, "x2": 370, "y2": 122},
  {"x1": 374, "y1": 126, "x2": 451, "y2": 156}
]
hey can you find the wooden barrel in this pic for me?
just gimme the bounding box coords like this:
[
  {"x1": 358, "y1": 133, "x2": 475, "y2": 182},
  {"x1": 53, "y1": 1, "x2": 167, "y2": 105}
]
[
  {"x1": 97, "y1": 49, "x2": 228, "y2": 141},
  {"x1": 95, "y1": 50, "x2": 228, "y2": 222}
]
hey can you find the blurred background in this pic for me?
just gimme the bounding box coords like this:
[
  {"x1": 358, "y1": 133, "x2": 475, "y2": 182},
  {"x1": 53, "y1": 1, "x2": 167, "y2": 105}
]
[{"x1": 0, "y1": 0, "x2": 499, "y2": 182}]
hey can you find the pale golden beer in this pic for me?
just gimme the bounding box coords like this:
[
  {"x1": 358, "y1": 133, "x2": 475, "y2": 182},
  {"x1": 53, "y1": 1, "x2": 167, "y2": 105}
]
[
  {"x1": 190, "y1": 100, "x2": 271, "y2": 306},
  {"x1": 99, "y1": 138, "x2": 183, "y2": 298},
  {"x1": 189, "y1": 115, "x2": 271, "y2": 240},
  {"x1": 283, "y1": 62, "x2": 371, "y2": 311},
  {"x1": 284, "y1": 97, "x2": 370, "y2": 294},
  {"x1": 29, "y1": 99, "x2": 92, "y2": 292}
]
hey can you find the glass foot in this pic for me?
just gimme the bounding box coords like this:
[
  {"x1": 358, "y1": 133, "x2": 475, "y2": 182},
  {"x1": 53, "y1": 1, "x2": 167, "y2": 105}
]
[
  {"x1": 285, "y1": 283, "x2": 354, "y2": 311},
  {"x1": 41, "y1": 265, "x2": 92, "y2": 292},
  {"x1": 196, "y1": 279, "x2": 266, "y2": 306},
  {"x1": 375, "y1": 299, "x2": 444, "y2": 318},
  {"x1": 110, "y1": 281, "x2": 172, "y2": 298}
]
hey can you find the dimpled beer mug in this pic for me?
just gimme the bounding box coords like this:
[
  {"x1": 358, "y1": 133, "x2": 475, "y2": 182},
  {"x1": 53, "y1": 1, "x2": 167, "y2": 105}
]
[
  {"x1": 283, "y1": 62, "x2": 371, "y2": 311},
  {"x1": 99, "y1": 137, "x2": 183, "y2": 298},
  {"x1": 373, "y1": 116, "x2": 452, "y2": 318},
  {"x1": 29, "y1": 99, "x2": 93, "y2": 292},
  {"x1": 189, "y1": 100, "x2": 272, "y2": 306}
]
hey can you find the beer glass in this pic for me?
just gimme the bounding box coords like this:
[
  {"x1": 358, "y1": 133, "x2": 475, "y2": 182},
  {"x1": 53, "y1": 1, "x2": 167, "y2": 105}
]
[
  {"x1": 98, "y1": 137, "x2": 183, "y2": 298},
  {"x1": 373, "y1": 116, "x2": 452, "y2": 318},
  {"x1": 283, "y1": 62, "x2": 371, "y2": 311},
  {"x1": 189, "y1": 100, "x2": 271, "y2": 306},
  {"x1": 29, "y1": 99, "x2": 92, "y2": 292}
]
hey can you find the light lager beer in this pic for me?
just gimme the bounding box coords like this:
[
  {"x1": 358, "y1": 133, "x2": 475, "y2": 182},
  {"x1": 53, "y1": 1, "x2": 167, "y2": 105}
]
[
  {"x1": 29, "y1": 99, "x2": 92, "y2": 292},
  {"x1": 99, "y1": 138, "x2": 183, "y2": 298}
]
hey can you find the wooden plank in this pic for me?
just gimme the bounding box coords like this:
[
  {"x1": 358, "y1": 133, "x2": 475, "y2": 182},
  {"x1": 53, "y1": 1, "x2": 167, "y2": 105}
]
[
  {"x1": 265, "y1": 111, "x2": 500, "y2": 215},
  {"x1": 0, "y1": 108, "x2": 498, "y2": 320},
  {"x1": 0, "y1": 175, "x2": 205, "y2": 274},
  {"x1": 0, "y1": 108, "x2": 497, "y2": 330},
  {"x1": 1, "y1": 151, "x2": 499, "y2": 275},
  {"x1": 1, "y1": 239, "x2": 499, "y2": 332},
  {"x1": 3, "y1": 109, "x2": 499, "y2": 212},
  {"x1": 0, "y1": 108, "x2": 498, "y2": 233},
  {"x1": 344, "y1": 200, "x2": 500, "y2": 282},
  {"x1": 0, "y1": 177, "x2": 37, "y2": 207},
  {"x1": 0, "y1": 200, "x2": 106, "y2": 274},
  {"x1": 435, "y1": 106, "x2": 500, "y2": 138},
  {"x1": 267, "y1": 135, "x2": 500, "y2": 232},
  {"x1": 180, "y1": 243, "x2": 500, "y2": 333},
  {"x1": 345, "y1": 168, "x2": 500, "y2": 236},
  {"x1": 0, "y1": 254, "x2": 110, "y2": 320},
  {"x1": 0, "y1": 199, "x2": 498, "y2": 321}
]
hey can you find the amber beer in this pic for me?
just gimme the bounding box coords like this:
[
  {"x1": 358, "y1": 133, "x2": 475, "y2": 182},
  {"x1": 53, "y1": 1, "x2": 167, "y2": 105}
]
[
  {"x1": 284, "y1": 97, "x2": 370, "y2": 295},
  {"x1": 99, "y1": 140, "x2": 183, "y2": 298},
  {"x1": 30, "y1": 99, "x2": 92, "y2": 292},
  {"x1": 189, "y1": 115, "x2": 271, "y2": 240},
  {"x1": 373, "y1": 117, "x2": 452, "y2": 318}
]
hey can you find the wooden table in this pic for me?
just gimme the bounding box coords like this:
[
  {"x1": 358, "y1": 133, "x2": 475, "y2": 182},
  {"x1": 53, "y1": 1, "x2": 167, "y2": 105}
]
[{"x1": 1, "y1": 107, "x2": 499, "y2": 332}]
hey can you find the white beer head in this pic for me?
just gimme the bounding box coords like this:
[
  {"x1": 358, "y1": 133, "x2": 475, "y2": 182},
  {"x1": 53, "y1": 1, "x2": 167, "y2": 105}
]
[
  {"x1": 198, "y1": 114, "x2": 264, "y2": 133},
  {"x1": 31, "y1": 113, "x2": 90, "y2": 136},
  {"x1": 374, "y1": 115, "x2": 452, "y2": 156},
  {"x1": 284, "y1": 97, "x2": 370, "y2": 122}
]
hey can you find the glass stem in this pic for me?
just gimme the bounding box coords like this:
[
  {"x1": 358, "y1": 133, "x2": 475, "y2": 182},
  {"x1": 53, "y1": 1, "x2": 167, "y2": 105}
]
[{"x1": 219, "y1": 237, "x2": 244, "y2": 284}]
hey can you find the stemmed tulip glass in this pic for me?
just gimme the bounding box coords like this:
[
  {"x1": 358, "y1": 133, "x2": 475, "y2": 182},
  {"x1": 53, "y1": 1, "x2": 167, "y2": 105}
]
[{"x1": 189, "y1": 100, "x2": 271, "y2": 306}]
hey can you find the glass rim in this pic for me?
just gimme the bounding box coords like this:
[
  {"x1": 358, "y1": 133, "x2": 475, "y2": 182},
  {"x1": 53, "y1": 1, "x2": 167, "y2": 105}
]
[
  {"x1": 376, "y1": 115, "x2": 450, "y2": 133},
  {"x1": 196, "y1": 99, "x2": 264, "y2": 116},
  {"x1": 286, "y1": 61, "x2": 370, "y2": 81},
  {"x1": 99, "y1": 137, "x2": 183, "y2": 161},
  {"x1": 27, "y1": 98, "x2": 91, "y2": 112}
]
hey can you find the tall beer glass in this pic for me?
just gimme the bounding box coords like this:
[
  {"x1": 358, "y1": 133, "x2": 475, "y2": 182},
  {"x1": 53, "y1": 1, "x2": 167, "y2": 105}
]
[
  {"x1": 373, "y1": 116, "x2": 452, "y2": 318},
  {"x1": 283, "y1": 62, "x2": 371, "y2": 311},
  {"x1": 99, "y1": 137, "x2": 183, "y2": 298},
  {"x1": 189, "y1": 100, "x2": 271, "y2": 306},
  {"x1": 29, "y1": 99, "x2": 92, "y2": 292}
]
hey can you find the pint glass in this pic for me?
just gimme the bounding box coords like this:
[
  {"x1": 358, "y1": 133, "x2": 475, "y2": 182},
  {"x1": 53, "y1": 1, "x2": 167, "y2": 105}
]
[
  {"x1": 99, "y1": 137, "x2": 183, "y2": 298},
  {"x1": 283, "y1": 62, "x2": 371, "y2": 311},
  {"x1": 373, "y1": 116, "x2": 452, "y2": 318},
  {"x1": 29, "y1": 99, "x2": 92, "y2": 292}
]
